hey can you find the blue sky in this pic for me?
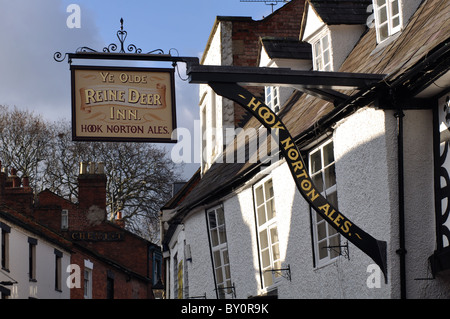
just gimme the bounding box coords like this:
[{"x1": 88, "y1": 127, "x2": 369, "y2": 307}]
[{"x1": 0, "y1": 0, "x2": 287, "y2": 178}]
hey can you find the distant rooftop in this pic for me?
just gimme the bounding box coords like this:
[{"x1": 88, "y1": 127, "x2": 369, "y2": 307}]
[
  {"x1": 260, "y1": 37, "x2": 312, "y2": 60},
  {"x1": 308, "y1": 0, "x2": 372, "y2": 25}
]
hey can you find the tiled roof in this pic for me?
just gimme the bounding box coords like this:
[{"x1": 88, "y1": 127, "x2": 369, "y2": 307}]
[
  {"x1": 170, "y1": 0, "x2": 450, "y2": 216},
  {"x1": 308, "y1": 0, "x2": 373, "y2": 25},
  {"x1": 260, "y1": 37, "x2": 312, "y2": 60}
]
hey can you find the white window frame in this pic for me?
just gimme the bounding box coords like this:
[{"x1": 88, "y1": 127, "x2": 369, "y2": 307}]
[
  {"x1": 313, "y1": 33, "x2": 332, "y2": 71},
  {"x1": 373, "y1": 0, "x2": 402, "y2": 43},
  {"x1": 309, "y1": 139, "x2": 341, "y2": 268},
  {"x1": 254, "y1": 177, "x2": 281, "y2": 289},
  {"x1": 207, "y1": 205, "x2": 233, "y2": 299},
  {"x1": 265, "y1": 86, "x2": 280, "y2": 113},
  {"x1": 61, "y1": 209, "x2": 68, "y2": 230},
  {"x1": 84, "y1": 259, "x2": 93, "y2": 299}
]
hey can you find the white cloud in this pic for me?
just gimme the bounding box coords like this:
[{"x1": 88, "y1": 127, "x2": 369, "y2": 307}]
[{"x1": 0, "y1": 0, "x2": 102, "y2": 121}]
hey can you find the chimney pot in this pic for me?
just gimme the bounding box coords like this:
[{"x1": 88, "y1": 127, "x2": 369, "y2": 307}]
[
  {"x1": 80, "y1": 162, "x2": 88, "y2": 175},
  {"x1": 22, "y1": 176, "x2": 30, "y2": 187},
  {"x1": 89, "y1": 162, "x2": 95, "y2": 174},
  {"x1": 97, "y1": 162, "x2": 105, "y2": 174}
]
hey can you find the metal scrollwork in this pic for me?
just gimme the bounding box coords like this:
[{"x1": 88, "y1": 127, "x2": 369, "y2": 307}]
[{"x1": 54, "y1": 18, "x2": 166, "y2": 62}]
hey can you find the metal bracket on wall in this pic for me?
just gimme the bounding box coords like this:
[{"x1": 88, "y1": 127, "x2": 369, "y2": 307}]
[
  {"x1": 324, "y1": 241, "x2": 350, "y2": 260},
  {"x1": 268, "y1": 264, "x2": 292, "y2": 281}
]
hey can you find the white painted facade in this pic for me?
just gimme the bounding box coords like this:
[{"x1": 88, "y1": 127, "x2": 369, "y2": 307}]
[
  {"x1": 0, "y1": 217, "x2": 71, "y2": 299},
  {"x1": 162, "y1": 0, "x2": 450, "y2": 299},
  {"x1": 200, "y1": 20, "x2": 234, "y2": 174},
  {"x1": 166, "y1": 105, "x2": 449, "y2": 299}
]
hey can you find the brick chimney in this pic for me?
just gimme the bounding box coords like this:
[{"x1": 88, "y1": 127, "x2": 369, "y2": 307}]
[
  {"x1": 78, "y1": 162, "x2": 107, "y2": 212},
  {"x1": 0, "y1": 165, "x2": 34, "y2": 215}
]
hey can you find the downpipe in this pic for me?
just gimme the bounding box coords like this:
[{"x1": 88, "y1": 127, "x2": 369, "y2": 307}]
[{"x1": 394, "y1": 104, "x2": 407, "y2": 299}]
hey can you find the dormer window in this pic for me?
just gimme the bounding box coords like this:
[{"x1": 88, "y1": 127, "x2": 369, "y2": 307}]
[
  {"x1": 374, "y1": 0, "x2": 402, "y2": 43},
  {"x1": 313, "y1": 33, "x2": 332, "y2": 71}
]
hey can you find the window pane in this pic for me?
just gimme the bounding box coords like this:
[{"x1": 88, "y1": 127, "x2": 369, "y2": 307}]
[
  {"x1": 217, "y1": 207, "x2": 225, "y2": 226},
  {"x1": 255, "y1": 186, "x2": 264, "y2": 206},
  {"x1": 225, "y1": 265, "x2": 231, "y2": 280},
  {"x1": 265, "y1": 180, "x2": 274, "y2": 199},
  {"x1": 216, "y1": 268, "x2": 224, "y2": 283},
  {"x1": 318, "y1": 240, "x2": 328, "y2": 260},
  {"x1": 257, "y1": 206, "x2": 266, "y2": 226},
  {"x1": 392, "y1": 17, "x2": 400, "y2": 28},
  {"x1": 322, "y1": 35, "x2": 329, "y2": 50},
  {"x1": 312, "y1": 173, "x2": 324, "y2": 193},
  {"x1": 329, "y1": 234, "x2": 341, "y2": 258},
  {"x1": 261, "y1": 249, "x2": 271, "y2": 268},
  {"x1": 214, "y1": 251, "x2": 222, "y2": 267},
  {"x1": 327, "y1": 191, "x2": 338, "y2": 209},
  {"x1": 323, "y1": 142, "x2": 334, "y2": 166},
  {"x1": 272, "y1": 243, "x2": 280, "y2": 262},
  {"x1": 219, "y1": 225, "x2": 227, "y2": 244},
  {"x1": 314, "y1": 41, "x2": 321, "y2": 56},
  {"x1": 222, "y1": 249, "x2": 229, "y2": 264},
  {"x1": 317, "y1": 221, "x2": 327, "y2": 240},
  {"x1": 259, "y1": 230, "x2": 268, "y2": 249},
  {"x1": 316, "y1": 211, "x2": 324, "y2": 223},
  {"x1": 209, "y1": 211, "x2": 217, "y2": 228},
  {"x1": 263, "y1": 271, "x2": 273, "y2": 287},
  {"x1": 266, "y1": 199, "x2": 276, "y2": 220},
  {"x1": 378, "y1": 7, "x2": 388, "y2": 23},
  {"x1": 211, "y1": 229, "x2": 219, "y2": 247},
  {"x1": 310, "y1": 150, "x2": 322, "y2": 173},
  {"x1": 270, "y1": 227, "x2": 279, "y2": 245},
  {"x1": 379, "y1": 24, "x2": 389, "y2": 41},
  {"x1": 323, "y1": 50, "x2": 330, "y2": 65},
  {"x1": 315, "y1": 57, "x2": 323, "y2": 71},
  {"x1": 376, "y1": 0, "x2": 386, "y2": 6},
  {"x1": 391, "y1": 0, "x2": 399, "y2": 15},
  {"x1": 328, "y1": 223, "x2": 339, "y2": 236},
  {"x1": 324, "y1": 165, "x2": 336, "y2": 189}
]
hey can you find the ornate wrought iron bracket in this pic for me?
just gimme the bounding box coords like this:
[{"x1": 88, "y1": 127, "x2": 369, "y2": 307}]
[
  {"x1": 267, "y1": 264, "x2": 292, "y2": 281},
  {"x1": 54, "y1": 18, "x2": 178, "y2": 64}
]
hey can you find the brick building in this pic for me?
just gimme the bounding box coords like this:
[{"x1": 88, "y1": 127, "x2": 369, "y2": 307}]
[{"x1": 0, "y1": 161, "x2": 162, "y2": 299}]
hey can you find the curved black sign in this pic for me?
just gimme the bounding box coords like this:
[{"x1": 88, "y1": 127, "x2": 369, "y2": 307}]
[{"x1": 210, "y1": 82, "x2": 387, "y2": 281}]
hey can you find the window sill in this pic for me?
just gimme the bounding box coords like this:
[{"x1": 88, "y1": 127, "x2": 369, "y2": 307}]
[{"x1": 370, "y1": 31, "x2": 402, "y2": 56}]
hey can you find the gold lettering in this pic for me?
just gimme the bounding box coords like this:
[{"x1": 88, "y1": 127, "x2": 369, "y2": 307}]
[
  {"x1": 154, "y1": 94, "x2": 162, "y2": 105},
  {"x1": 292, "y1": 160, "x2": 304, "y2": 172},
  {"x1": 128, "y1": 89, "x2": 139, "y2": 103},
  {"x1": 306, "y1": 188, "x2": 319, "y2": 202},
  {"x1": 318, "y1": 204, "x2": 330, "y2": 215},
  {"x1": 95, "y1": 90, "x2": 102, "y2": 103},
  {"x1": 117, "y1": 109, "x2": 126, "y2": 120},
  {"x1": 341, "y1": 220, "x2": 352, "y2": 233},
  {"x1": 281, "y1": 137, "x2": 295, "y2": 150},
  {"x1": 128, "y1": 110, "x2": 138, "y2": 120},
  {"x1": 108, "y1": 90, "x2": 117, "y2": 101},
  {"x1": 296, "y1": 169, "x2": 308, "y2": 179},
  {"x1": 333, "y1": 214, "x2": 344, "y2": 227},
  {"x1": 85, "y1": 89, "x2": 96, "y2": 105},
  {"x1": 118, "y1": 90, "x2": 125, "y2": 102},
  {"x1": 247, "y1": 97, "x2": 261, "y2": 111}
]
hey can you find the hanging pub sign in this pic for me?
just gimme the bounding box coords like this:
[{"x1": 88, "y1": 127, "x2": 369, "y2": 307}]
[{"x1": 71, "y1": 65, "x2": 177, "y2": 143}]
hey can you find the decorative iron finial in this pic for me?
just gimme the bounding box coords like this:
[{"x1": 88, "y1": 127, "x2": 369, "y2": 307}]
[{"x1": 54, "y1": 18, "x2": 165, "y2": 62}]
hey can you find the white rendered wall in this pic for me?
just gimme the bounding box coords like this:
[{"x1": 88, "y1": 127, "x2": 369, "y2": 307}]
[{"x1": 3, "y1": 223, "x2": 71, "y2": 299}]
